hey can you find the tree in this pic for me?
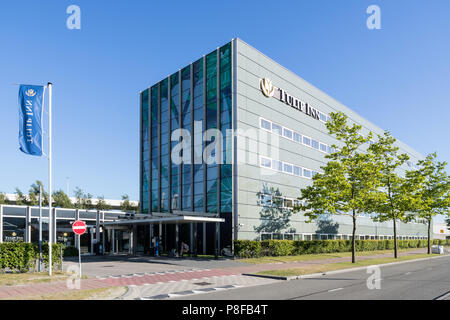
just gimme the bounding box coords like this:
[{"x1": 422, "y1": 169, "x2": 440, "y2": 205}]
[
  {"x1": 15, "y1": 188, "x2": 28, "y2": 205},
  {"x1": 295, "y1": 111, "x2": 381, "y2": 263},
  {"x1": 52, "y1": 190, "x2": 74, "y2": 208},
  {"x1": 96, "y1": 196, "x2": 111, "y2": 211},
  {"x1": 255, "y1": 184, "x2": 294, "y2": 235},
  {"x1": 120, "y1": 194, "x2": 137, "y2": 213},
  {"x1": 0, "y1": 193, "x2": 9, "y2": 205},
  {"x1": 28, "y1": 180, "x2": 48, "y2": 206},
  {"x1": 367, "y1": 132, "x2": 417, "y2": 259},
  {"x1": 74, "y1": 187, "x2": 85, "y2": 209},
  {"x1": 407, "y1": 153, "x2": 450, "y2": 254}
]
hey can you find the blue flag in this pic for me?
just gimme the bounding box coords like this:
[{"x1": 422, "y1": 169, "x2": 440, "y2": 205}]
[{"x1": 18, "y1": 84, "x2": 45, "y2": 156}]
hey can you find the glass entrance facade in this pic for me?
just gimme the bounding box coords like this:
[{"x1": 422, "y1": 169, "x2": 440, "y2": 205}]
[{"x1": 140, "y1": 42, "x2": 233, "y2": 251}]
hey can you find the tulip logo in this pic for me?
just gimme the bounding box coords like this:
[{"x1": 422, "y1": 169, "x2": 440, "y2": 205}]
[
  {"x1": 260, "y1": 78, "x2": 274, "y2": 98},
  {"x1": 25, "y1": 89, "x2": 36, "y2": 97}
]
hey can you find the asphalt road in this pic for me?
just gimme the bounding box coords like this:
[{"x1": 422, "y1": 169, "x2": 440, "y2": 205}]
[{"x1": 174, "y1": 255, "x2": 450, "y2": 300}]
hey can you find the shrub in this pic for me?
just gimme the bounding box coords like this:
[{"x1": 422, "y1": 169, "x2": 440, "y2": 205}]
[
  {"x1": 233, "y1": 239, "x2": 449, "y2": 258},
  {"x1": 0, "y1": 242, "x2": 63, "y2": 273},
  {"x1": 63, "y1": 246, "x2": 79, "y2": 257},
  {"x1": 261, "y1": 240, "x2": 295, "y2": 256}
]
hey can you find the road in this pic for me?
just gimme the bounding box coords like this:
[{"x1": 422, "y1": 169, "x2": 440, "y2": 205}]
[{"x1": 174, "y1": 255, "x2": 450, "y2": 300}]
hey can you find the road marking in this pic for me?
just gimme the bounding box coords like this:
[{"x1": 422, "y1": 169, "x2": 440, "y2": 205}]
[
  {"x1": 328, "y1": 288, "x2": 343, "y2": 292},
  {"x1": 405, "y1": 272, "x2": 411, "y2": 275}
]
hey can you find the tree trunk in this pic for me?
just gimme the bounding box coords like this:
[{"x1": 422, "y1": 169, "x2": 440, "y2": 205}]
[
  {"x1": 352, "y1": 211, "x2": 356, "y2": 264},
  {"x1": 393, "y1": 218, "x2": 398, "y2": 259},
  {"x1": 427, "y1": 218, "x2": 431, "y2": 255}
]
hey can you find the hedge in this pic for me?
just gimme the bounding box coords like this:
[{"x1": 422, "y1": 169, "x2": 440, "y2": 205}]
[
  {"x1": 234, "y1": 239, "x2": 450, "y2": 258},
  {"x1": 0, "y1": 242, "x2": 64, "y2": 273}
]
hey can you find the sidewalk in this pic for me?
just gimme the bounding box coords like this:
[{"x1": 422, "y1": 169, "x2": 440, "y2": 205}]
[{"x1": 0, "y1": 248, "x2": 438, "y2": 299}]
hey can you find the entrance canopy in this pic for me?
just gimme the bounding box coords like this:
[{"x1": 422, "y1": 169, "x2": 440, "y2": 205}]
[{"x1": 101, "y1": 213, "x2": 224, "y2": 228}]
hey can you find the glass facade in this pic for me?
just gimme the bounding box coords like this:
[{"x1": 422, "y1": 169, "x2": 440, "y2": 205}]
[
  {"x1": 140, "y1": 42, "x2": 233, "y2": 248},
  {"x1": 141, "y1": 89, "x2": 149, "y2": 213}
]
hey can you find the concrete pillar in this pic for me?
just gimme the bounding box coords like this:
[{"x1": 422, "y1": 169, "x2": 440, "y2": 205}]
[
  {"x1": 129, "y1": 227, "x2": 134, "y2": 255},
  {"x1": 193, "y1": 223, "x2": 198, "y2": 256},
  {"x1": 52, "y1": 208, "x2": 57, "y2": 244},
  {"x1": 175, "y1": 223, "x2": 179, "y2": 253},
  {"x1": 189, "y1": 223, "x2": 193, "y2": 254},
  {"x1": 215, "y1": 222, "x2": 220, "y2": 259},
  {"x1": 111, "y1": 229, "x2": 115, "y2": 254},
  {"x1": 0, "y1": 205, "x2": 3, "y2": 243},
  {"x1": 203, "y1": 223, "x2": 206, "y2": 255},
  {"x1": 102, "y1": 226, "x2": 105, "y2": 255},
  {"x1": 149, "y1": 224, "x2": 153, "y2": 249},
  {"x1": 26, "y1": 206, "x2": 31, "y2": 243},
  {"x1": 96, "y1": 210, "x2": 100, "y2": 244},
  {"x1": 90, "y1": 228, "x2": 94, "y2": 254}
]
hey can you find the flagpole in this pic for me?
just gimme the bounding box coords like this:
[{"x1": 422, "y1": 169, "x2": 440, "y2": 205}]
[{"x1": 48, "y1": 82, "x2": 53, "y2": 276}]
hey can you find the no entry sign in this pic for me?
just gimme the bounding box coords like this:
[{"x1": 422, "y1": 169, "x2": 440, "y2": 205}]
[{"x1": 72, "y1": 220, "x2": 87, "y2": 235}]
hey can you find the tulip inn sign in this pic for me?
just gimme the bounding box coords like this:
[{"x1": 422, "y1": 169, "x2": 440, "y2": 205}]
[{"x1": 260, "y1": 78, "x2": 321, "y2": 121}]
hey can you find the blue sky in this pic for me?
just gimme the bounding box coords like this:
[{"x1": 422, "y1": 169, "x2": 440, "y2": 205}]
[{"x1": 0, "y1": 0, "x2": 449, "y2": 203}]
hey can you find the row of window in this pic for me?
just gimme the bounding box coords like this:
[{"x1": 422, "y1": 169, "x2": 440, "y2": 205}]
[
  {"x1": 258, "y1": 193, "x2": 305, "y2": 209},
  {"x1": 260, "y1": 118, "x2": 336, "y2": 155},
  {"x1": 260, "y1": 233, "x2": 428, "y2": 241},
  {"x1": 260, "y1": 156, "x2": 320, "y2": 179}
]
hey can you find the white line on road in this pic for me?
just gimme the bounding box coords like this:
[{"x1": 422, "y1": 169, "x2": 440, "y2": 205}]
[{"x1": 328, "y1": 288, "x2": 343, "y2": 292}]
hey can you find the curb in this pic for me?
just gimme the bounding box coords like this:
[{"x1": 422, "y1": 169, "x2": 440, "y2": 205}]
[{"x1": 243, "y1": 254, "x2": 450, "y2": 281}]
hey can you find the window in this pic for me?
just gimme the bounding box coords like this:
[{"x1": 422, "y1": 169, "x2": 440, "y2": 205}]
[
  {"x1": 272, "y1": 160, "x2": 282, "y2": 171},
  {"x1": 261, "y1": 119, "x2": 271, "y2": 131},
  {"x1": 272, "y1": 197, "x2": 283, "y2": 207},
  {"x1": 327, "y1": 146, "x2": 333, "y2": 154},
  {"x1": 293, "y1": 132, "x2": 302, "y2": 143},
  {"x1": 283, "y1": 163, "x2": 293, "y2": 174},
  {"x1": 311, "y1": 139, "x2": 319, "y2": 149},
  {"x1": 312, "y1": 171, "x2": 319, "y2": 177},
  {"x1": 273, "y1": 234, "x2": 282, "y2": 240},
  {"x1": 327, "y1": 116, "x2": 332, "y2": 122},
  {"x1": 303, "y1": 136, "x2": 311, "y2": 146},
  {"x1": 284, "y1": 198, "x2": 294, "y2": 208},
  {"x1": 303, "y1": 169, "x2": 312, "y2": 178},
  {"x1": 294, "y1": 166, "x2": 302, "y2": 176},
  {"x1": 320, "y1": 143, "x2": 327, "y2": 152},
  {"x1": 304, "y1": 234, "x2": 312, "y2": 241},
  {"x1": 261, "y1": 157, "x2": 272, "y2": 168},
  {"x1": 284, "y1": 234, "x2": 294, "y2": 240},
  {"x1": 319, "y1": 113, "x2": 327, "y2": 122},
  {"x1": 283, "y1": 128, "x2": 293, "y2": 140},
  {"x1": 259, "y1": 194, "x2": 272, "y2": 206},
  {"x1": 272, "y1": 123, "x2": 282, "y2": 135},
  {"x1": 261, "y1": 234, "x2": 272, "y2": 240}
]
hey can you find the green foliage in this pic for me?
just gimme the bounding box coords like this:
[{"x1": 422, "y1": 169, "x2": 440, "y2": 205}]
[
  {"x1": 233, "y1": 240, "x2": 262, "y2": 258},
  {"x1": 295, "y1": 111, "x2": 381, "y2": 263},
  {"x1": 233, "y1": 239, "x2": 450, "y2": 257},
  {"x1": 0, "y1": 242, "x2": 63, "y2": 273},
  {"x1": 120, "y1": 194, "x2": 138, "y2": 213},
  {"x1": 407, "y1": 153, "x2": 450, "y2": 232},
  {"x1": 63, "y1": 246, "x2": 79, "y2": 257},
  {"x1": 261, "y1": 240, "x2": 295, "y2": 256},
  {"x1": 52, "y1": 190, "x2": 74, "y2": 208},
  {"x1": 0, "y1": 193, "x2": 9, "y2": 205},
  {"x1": 96, "y1": 196, "x2": 111, "y2": 211},
  {"x1": 14, "y1": 188, "x2": 27, "y2": 206},
  {"x1": 28, "y1": 180, "x2": 48, "y2": 206},
  {"x1": 255, "y1": 184, "x2": 293, "y2": 234}
]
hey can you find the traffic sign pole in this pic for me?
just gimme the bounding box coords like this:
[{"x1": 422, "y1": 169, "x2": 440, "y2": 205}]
[
  {"x1": 78, "y1": 234, "x2": 82, "y2": 278},
  {"x1": 72, "y1": 220, "x2": 87, "y2": 279}
]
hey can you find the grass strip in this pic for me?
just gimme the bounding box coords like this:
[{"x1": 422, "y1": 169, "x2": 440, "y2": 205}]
[{"x1": 256, "y1": 253, "x2": 435, "y2": 277}]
